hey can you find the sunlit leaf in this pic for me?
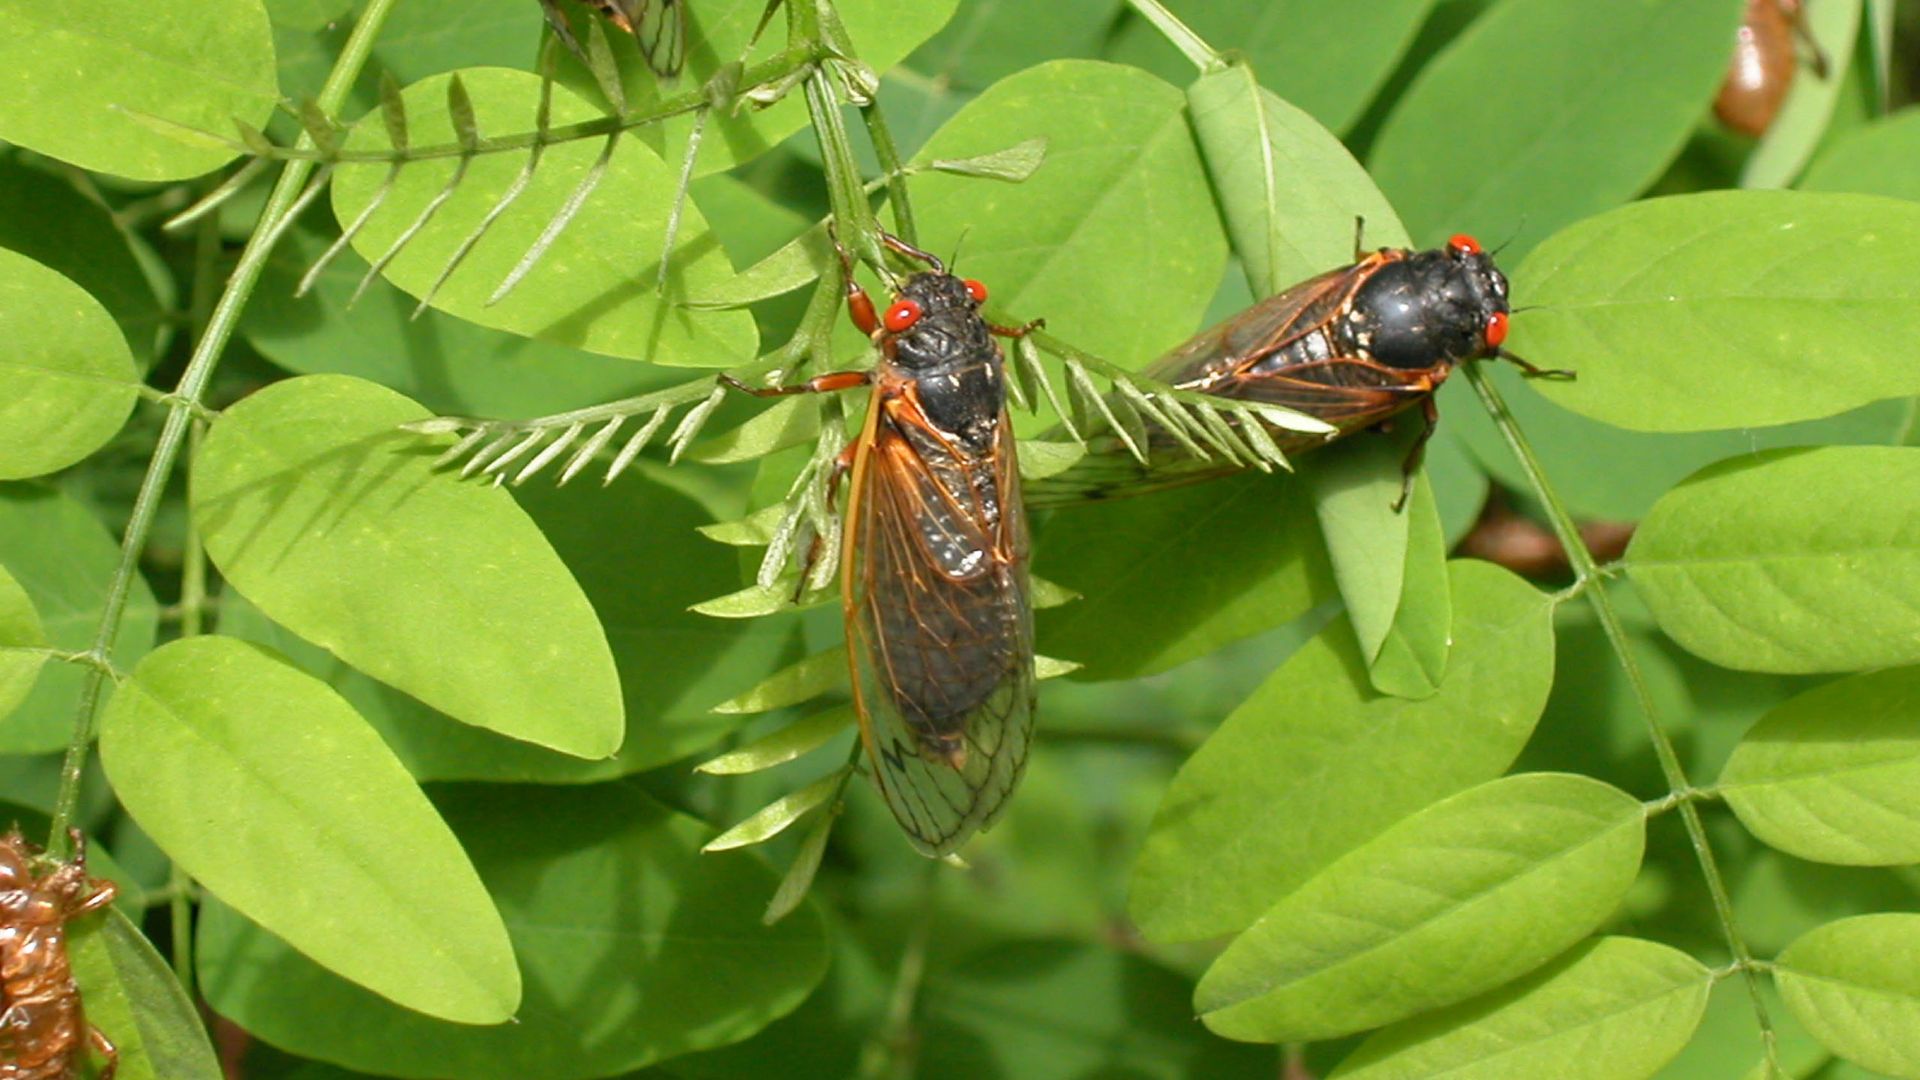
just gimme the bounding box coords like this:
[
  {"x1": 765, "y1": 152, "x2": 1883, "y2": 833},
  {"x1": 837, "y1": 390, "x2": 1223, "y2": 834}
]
[
  {"x1": 192, "y1": 375, "x2": 623, "y2": 757},
  {"x1": 99, "y1": 636, "x2": 519, "y2": 1023}
]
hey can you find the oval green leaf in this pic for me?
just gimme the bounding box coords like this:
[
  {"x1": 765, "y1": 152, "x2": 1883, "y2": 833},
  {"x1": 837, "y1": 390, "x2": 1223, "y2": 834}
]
[
  {"x1": 330, "y1": 68, "x2": 757, "y2": 367},
  {"x1": 1130, "y1": 560, "x2": 1556, "y2": 942},
  {"x1": 196, "y1": 783, "x2": 829, "y2": 1078},
  {"x1": 1776, "y1": 913, "x2": 1920, "y2": 1078},
  {"x1": 1720, "y1": 666, "x2": 1920, "y2": 865},
  {"x1": 69, "y1": 908, "x2": 222, "y2": 1080},
  {"x1": 1185, "y1": 64, "x2": 1408, "y2": 298},
  {"x1": 1198, "y1": 773, "x2": 1645, "y2": 1043},
  {"x1": 1627, "y1": 446, "x2": 1920, "y2": 673},
  {"x1": 1370, "y1": 0, "x2": 1744, "y2": 256},
  {"x1": 1512, "y1": 191, "x2": 1920, "y2": 432},
  {"x1": 0, "y1": 158, "x2": 171, "y2": 368},
  {"x1": 98, "y1": 635, "x2": 520, "y2": 1023},
  {"x1": 0, "y1": 0, "x2": 275, "y2": 180},
  {"x1": 1332, "y1": 937, "x2": 1713, "y2": 1080},
  {"x1": 0, "y1": 487, "x2": 158, "y2": 754},
  {"x1": 0, "y1": 249, "x2": 139, "y2": 479},
  {"x1": 910, "y1": 61, "x2": 1226, "y2": 373},
  {"x1": 191, "y1": 374, "x2": 623, "y2": 757}
]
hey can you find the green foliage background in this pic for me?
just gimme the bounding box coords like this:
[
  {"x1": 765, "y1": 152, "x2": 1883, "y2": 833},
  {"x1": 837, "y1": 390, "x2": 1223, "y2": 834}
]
[{"x1": 1, "y1": 0, "x2": 1920, "y2": 1077}]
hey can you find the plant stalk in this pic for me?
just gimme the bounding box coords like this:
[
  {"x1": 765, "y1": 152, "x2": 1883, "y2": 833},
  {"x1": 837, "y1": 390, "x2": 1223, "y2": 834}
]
[
  {"x1": 1464, "y1": 365, "x2": 1780, "y2": 1073},
  {"x1": 45, "y1": 0, "x2": 403, "y2": 853}
]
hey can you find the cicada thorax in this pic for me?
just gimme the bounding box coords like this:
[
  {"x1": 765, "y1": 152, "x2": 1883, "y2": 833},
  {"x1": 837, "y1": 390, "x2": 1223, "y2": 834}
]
[
  {"x1": 0, "y1": 829, "x2": 118, "y2": 1080},
  {"x1": 1715, "y1": 0, "x2": 1821, "y2": 137}
]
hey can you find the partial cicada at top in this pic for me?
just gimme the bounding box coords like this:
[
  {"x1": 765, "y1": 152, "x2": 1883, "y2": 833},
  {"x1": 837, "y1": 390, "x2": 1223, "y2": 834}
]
[
  {"x1": 724, "y1": 232, "x2": 1038, "y2": 858},
  {"x1": 538, "y1": 0, "x2": 686, "y2": 78},
  {"x1": 1715, "y1": 0, "x2": 1828, "y2": 138},
  {"x1": 1031, "y1": 231, "x2": 1571, "y2": 508},
  {"x1": 1, "y1": 828, "x2": 118, "y2": 1080}
]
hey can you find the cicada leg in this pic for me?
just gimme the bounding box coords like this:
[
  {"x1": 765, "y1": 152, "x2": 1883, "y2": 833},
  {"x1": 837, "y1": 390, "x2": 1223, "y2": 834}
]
[
  {"x1": 1495, "y1": 348, "x2": 1575, "y2": 380},
  {"x1": 1393, "y1": 395, "x2": 1441, "y2": 513}
]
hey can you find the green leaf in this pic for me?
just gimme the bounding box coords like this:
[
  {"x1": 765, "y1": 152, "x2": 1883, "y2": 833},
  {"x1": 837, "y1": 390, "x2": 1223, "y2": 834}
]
[
  {"x1": 1108, "y1": 0, "x2": 1438, "y2": 134},
  {"x1": 705, "y1": 770, "x2": 844, "y2": 851},
  {"x1": 1627, "y1": 446, "x2": 1920, "y2": 673},
  {"x1": 916, "y1": 940, "x2": 1272, "y2": 1079},
  {"x1": 1034, "y1": 471, "x2": 1335, "y2": 681},
  {"x1": 1130, "y1": 560, "x2": 1556, "y2": 942},
  {"x1": 1776, "y1": 913, "x2": 1920, "y2": 1078},
  {"x1": 1719, "y1": 666, "x2": 1920, "y2": 865},
  {"x1": 0, "y1": 157, "x2": 170, "y2": 368},
  {"x1": 0, "y1": 249, "x2": 139, "y2": 479},
  {"x1": 245, "y1": 224, "x2": 675, "y2": 418},
  {"x1": 1512, "y1": 191, "x2": 1920, "y2": 432},
  {"x1": 191, "y1": 375, "x2": 623, "y2": 758},
  {"x1": 1740, "y1": 0, "x2": 1861, "y2": 188},
  {"x1": 98, "y1": 635, "x2": 520, "y2": 1023},
  {"x1": 711, "y1": 649, "x2": 848, "y2": 715},
  {"x1": 697, "y1": 708, "x2": 853, "y2": 775},
  {"x1": 197, "y1": 783, "x2": 829, "y2": 1078},
  {"x1": 0, "y1": 564, "x2": 48, "y2": 726},
  {"x1": 1306, "y1": 434, "x2": 1450, "y2": 697},
  {"x1": 330, "y1": 68, "x2": 757, "y2": 367},
  {"x1": 1197, "y1": 773, "x2": 1646, "y2": 1042},
  {"x1": 1185, "y1": 64, "x2": 1408, "y2": 298},
  {"x1": 910, "y1": 61, "x2": 1227, "y2": 376},
  {"x1": 0, "y1": 0, "x2": 275, "y2": 180},
  {"x1": 1367, "y1": 473, "x2": 1452, "y2": 698},
  {"x1": 1802, "y1": 106, "x2": 1920, "y2": 200},
  {"x1": 1370, "y1": 0, "x2": 1745, "y2": 257},
  {"x1": 69, "y1": 908, "x2": 222, "y2": 1080},
  {"x1": 1331, "y1": 937, "x2": 1713, "y2": 1080},
  {"x1": 0, "y1": 487, "x2": 158, "y2": 754}
]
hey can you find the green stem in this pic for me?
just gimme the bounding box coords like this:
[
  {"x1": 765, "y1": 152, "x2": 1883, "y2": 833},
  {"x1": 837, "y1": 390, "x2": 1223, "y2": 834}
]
[
  {"x1": 861, "y1": 102, "x2": 917, "y2": 246},
  {"x1": 1464, "y1": 366, "x2": 1780, "y2": 1073},
  {"x1": 805, "y1": 69, "x2": 879, "y2": 269},
  {"x1": 45, "y1": 0, "x2": 402, "y2": 854},
  {"x1": 1123, "y1": 0, "x2": 1225, "y2": 73}
]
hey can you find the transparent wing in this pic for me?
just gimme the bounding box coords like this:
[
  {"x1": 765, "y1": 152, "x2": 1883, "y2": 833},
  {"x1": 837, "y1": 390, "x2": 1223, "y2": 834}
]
[{"x1": 843, "y1": 400, "x2": 1034, "y2": 857}]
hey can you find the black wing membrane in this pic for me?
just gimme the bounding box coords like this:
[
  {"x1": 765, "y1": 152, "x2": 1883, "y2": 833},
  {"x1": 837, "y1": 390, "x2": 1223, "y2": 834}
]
[{"x1": 844, "y1": 404, "x2": 1034, "y2": 857}]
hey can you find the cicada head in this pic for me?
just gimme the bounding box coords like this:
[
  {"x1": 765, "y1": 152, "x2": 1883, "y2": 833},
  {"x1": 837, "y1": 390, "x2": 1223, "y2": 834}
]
[
  {"x1": 1349, "y1": 234, "x2": 1511, "y2": 371},
  {"x1": 881, "y1": 271, "x2": 995, "y2": 372}
]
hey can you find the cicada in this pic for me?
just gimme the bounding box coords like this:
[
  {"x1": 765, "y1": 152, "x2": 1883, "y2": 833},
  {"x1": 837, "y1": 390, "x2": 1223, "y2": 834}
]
[
  {"x1": 538, "y1": 0, "x2": 686, "y2": 78},
  {"x1": 1716, "y1": 0, "x2": 1827, "y2": 137},
  {"x1": 0, "y1": 829, "x2": 117, "y2": 1080},
  {"x1": 1032, "y1": 232, "x2": 1570, "y2": 507},
  {"x1": 725, "y1": 233, "x2": 1036, "y2": 857}
]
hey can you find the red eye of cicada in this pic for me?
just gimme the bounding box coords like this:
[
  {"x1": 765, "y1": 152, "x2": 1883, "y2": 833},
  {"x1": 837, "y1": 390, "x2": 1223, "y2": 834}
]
[
  {"x1": 884, "y1": 299, "x2": 922, "y2": 333},
  {"x1": 964, "y1": 279, "x2": 988, "y2": 304},
  {"x1": 1448, "y1": 233, "x2": 1483, "y2": 256},
  {"x1": 1486, "y1": 311, "x2": 1510, "y2": 348}
]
